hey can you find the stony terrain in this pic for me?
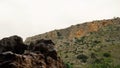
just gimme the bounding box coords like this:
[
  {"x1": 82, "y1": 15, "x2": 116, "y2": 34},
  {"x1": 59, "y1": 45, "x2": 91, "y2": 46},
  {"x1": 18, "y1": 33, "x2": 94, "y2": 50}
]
[
  {"x1": 25, "y1": 17, "x2": 120, "y2": 68},
  {"x1": 0, "y1": 36, "x2": 65, "y2": 68}
]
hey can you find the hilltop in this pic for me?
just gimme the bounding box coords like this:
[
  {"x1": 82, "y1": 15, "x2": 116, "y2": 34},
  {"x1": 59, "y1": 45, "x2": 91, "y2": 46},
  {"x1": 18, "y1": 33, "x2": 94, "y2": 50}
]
[{"x1": 25, "y1": 17, "x2": 120, "y2": 68}]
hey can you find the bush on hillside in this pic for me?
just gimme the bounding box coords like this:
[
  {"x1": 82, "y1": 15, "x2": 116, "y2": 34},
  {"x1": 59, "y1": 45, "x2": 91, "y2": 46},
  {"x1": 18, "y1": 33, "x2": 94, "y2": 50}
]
[
  {"x1": 103, "y1": 52, "x2": 111, "y2": 57},
  {"x1": 89, "y1": 58, "x2": 117, "y2": 68},
  {"x1": 77, "y1": 54, "x2": 88, "y2": 63},
  {"x1": 64, "y1": 62, "x2": 73, "y2": 68}
]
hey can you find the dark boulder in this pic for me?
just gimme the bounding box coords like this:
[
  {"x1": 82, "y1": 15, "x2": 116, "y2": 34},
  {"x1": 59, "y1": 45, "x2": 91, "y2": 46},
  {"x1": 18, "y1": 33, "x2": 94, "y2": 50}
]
[
  {"x1": 29, "y1": 39, "x2": 56, "y2": 53},
  {"x1": 0, "y1": 35, "x2": 27, "y2": 54},
  {"x1": 29, "y1": 39, "x2": 57, "y2": 60},
  {"x1": 0, "y1": 36, "x2": 65, "y2": 68}
]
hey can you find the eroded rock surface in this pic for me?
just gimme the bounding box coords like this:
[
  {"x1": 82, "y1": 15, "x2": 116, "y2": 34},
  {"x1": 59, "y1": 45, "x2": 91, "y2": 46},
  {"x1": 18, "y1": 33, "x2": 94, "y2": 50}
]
[{"x1": 0, "y1": 36, "x2": 65, "y2": 68}]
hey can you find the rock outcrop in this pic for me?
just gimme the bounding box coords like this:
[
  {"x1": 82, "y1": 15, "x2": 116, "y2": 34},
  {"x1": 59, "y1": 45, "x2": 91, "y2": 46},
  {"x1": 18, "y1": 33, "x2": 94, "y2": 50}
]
[
  {"x1": 0, "y1": 35, "x2": 27, "y2": 54},
  {"x1": 0, "y1": 36, "x2": 65, "y2": 68}
]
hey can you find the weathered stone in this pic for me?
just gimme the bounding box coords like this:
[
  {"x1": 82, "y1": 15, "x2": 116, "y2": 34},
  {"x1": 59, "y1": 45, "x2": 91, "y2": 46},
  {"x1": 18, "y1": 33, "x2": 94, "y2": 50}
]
[
  {"x1": 0, "y1": 35, "x2": 27, "y2": 54},
  {"x1": 0, "y1": 36, "x2": 65, "y2": 68}
]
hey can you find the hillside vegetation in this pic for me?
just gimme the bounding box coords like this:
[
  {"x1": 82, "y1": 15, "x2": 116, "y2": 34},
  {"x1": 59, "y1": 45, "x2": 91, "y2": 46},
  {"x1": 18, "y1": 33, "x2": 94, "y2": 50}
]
[{"x1": 25, "y1": 17, "x2": 120, "y2": 68}]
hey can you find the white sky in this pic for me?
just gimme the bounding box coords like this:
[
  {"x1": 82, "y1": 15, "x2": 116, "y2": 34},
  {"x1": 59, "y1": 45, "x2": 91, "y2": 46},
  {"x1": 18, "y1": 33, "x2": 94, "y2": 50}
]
[{"x1": 0, "y1": 0, "x2": 120, "y2": 40}]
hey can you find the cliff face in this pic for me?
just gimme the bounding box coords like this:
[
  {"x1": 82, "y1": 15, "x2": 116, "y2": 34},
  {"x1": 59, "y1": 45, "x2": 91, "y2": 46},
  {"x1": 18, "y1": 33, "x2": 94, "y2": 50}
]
[
  {"x1": 25, "y1": 17, "x2": 120, "y2": 68},
  {"x1": 0, "y1": 36, "x2": 65, "y2": 68}
]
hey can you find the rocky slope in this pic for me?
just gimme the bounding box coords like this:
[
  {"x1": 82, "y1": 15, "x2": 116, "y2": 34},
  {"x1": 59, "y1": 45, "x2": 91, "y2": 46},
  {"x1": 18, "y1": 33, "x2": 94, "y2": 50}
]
[
  {"x1": 25, "y1": 17, "x2": 120, "y2": 68},
  {"x1": 25, "y1": 18, "x2": 119, "y2": 44},
  {"x1": 0, "y1": 36, "x2": 65, "y2": 68}
]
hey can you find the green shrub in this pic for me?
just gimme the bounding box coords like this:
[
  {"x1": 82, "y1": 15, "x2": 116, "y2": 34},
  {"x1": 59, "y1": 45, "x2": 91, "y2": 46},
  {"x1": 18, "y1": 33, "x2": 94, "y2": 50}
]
[
  {"x1": 75, "y1": 37, "x2": 85, "y2": 44},
  {"x1": 89, "y1": 58, "x2": 115, "y2": 68},
  {"x1": 91, "y1": 53, "x2": 97, "y2": 58},
  {"x1": 64, "y1": 62, "x2": 73, "y2": 68},
  {"x1": 90, "y1": 63, "x2": 120, "y2": 68},
  {"x1": 103, "y1": 52, "x2": 111, "y2": 57},
  {"x1": 57, "y1": 32, "x2": 62, "y2": 36},
  {"x1": 77, "y1": 54, "x2": 88, "y2": 63},
  {"x1": 94, "y1": 58, "x2": 103, "y2": 64},
  {"x1": 114, "y1": 65, "x2": 120, "y2": 68}
]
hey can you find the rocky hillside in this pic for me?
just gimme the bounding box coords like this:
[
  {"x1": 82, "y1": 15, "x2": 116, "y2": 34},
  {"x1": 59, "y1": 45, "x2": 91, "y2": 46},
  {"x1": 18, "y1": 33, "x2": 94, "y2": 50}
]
[
  {"x1": 0, "y1": 36, "x2": 65, "y2": 68},
  {"x1": 25, "y1": 17, "x2": 120, "y2": 68},
  {"x1": 25, "y1": 18, "x2": 120, "y2": 46}
]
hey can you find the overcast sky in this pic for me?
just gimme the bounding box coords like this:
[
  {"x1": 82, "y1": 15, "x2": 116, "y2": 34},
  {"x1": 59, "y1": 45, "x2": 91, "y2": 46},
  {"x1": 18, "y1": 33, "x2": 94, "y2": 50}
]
[{"x1": 0, "y1": 0, "x2": 120, "y2": 40}]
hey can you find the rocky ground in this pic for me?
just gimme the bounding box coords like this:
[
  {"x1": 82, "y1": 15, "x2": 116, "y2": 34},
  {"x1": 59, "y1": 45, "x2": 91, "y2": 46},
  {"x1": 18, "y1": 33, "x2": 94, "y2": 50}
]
[{"x1": 0, "y1": 36, "x2": 65, "y2": 68}]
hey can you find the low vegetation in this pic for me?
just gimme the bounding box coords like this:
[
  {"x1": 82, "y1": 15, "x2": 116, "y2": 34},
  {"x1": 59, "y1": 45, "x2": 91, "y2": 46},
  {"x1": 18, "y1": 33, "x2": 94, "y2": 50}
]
[{"x1": 25, "y1": 18, "x2": 120, "y2": 68}]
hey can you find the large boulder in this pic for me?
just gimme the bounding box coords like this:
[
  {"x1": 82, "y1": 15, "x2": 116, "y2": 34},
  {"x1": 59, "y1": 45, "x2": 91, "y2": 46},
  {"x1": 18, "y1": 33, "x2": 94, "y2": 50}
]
[
  {"x1": 29, "y1": 39, "x2": 58, "y2": 60},
  {"x1": 0, "y1": 35, "x2": 27, "y2": 54}
]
